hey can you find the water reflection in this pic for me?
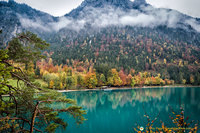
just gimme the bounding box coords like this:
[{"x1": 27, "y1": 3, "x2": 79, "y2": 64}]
[
  {"x1": 58, "y1": 87, "x2": 200, "y2": 133},
  {"x1": 67, "y1": 88, "x2": 169, "y2": 110}
]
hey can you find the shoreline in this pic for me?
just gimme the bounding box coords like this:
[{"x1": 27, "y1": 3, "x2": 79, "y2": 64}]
[
  {"x1": 2, "y1": 85, "x2": 199, "y2": 96},
  {"x1": 57, "y1": 85, "x2": 200, "y2": 93}
]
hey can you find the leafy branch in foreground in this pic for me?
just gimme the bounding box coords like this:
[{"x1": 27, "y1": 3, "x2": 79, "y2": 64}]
[
  {"x1": 134, "y1": 105, "x2": 198, "y2": 133},
  {"x1": 0, "y1": 31, "x2": 86, "y2": 132}
]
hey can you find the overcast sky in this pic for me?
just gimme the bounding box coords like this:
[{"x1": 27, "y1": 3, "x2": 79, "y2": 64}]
[{"x1": 2, "y1": 0, "x2": 200, "y2": 18}]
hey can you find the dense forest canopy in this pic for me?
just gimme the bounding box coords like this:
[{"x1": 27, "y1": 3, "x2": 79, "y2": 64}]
[
  {"x1": 48, "y1": 26, "x2": 200, "y2": 85},
  {"x1": 0, "y1": 0, "x2": 199, "y2": 87}
]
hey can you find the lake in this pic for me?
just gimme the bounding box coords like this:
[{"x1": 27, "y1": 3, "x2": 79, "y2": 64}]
[{"x1": 57, "y1": 87, "x2": 200, "y2": 133}]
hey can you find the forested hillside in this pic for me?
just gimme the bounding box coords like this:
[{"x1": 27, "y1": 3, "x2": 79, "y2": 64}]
[
  {"x1": 0, "y1": 0, "x2": 200, "y2": 88},
  {"x1": 50, "y1": 26, "x2": 200, "y2": 85}
]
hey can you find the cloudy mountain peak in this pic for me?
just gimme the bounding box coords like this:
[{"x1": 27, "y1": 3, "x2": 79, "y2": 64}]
[
  {"x1": 1, "y1": 0, "x2": 200, "y2": 39},
  {"x1": 81, "y1": 0, "x2": 148, "y2": 9},
  {"x1": 83, "y1": 0, "x2": 131, "y2": 5},
  {"x1": 67, "y1": 0, "x2": 150, "y2": 18},
  {"x1": 67, "y1": 0, "x2": 134, "y2": 17},
  {"x1": 81, "y1": 0, "x2": 134, "y2": 9}
]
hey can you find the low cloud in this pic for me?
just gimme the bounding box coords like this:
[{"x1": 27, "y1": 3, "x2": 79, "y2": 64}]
[
  {"x1": 18, "y1": 5, "x2": 200, "y2": 32},
  {"x1": 50, "y1": 17, "x2": 86, "y2": 31},
  {"x1": 185, "y1": 19, "x2": 200, "y2": 32},
  {"x1": 120, "y1": 14, "x2": 157, "y2": 27},
  {"x1": 19, "y1": 16, "x2": 51, "y2": 32},
  {"x1": 18, "y1": 15, "x2": 86, "y2": 32}
]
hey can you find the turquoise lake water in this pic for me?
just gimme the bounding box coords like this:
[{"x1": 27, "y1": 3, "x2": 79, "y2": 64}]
[{"x1": 56, "y1": 87, "x2": 200, "y2": 133}]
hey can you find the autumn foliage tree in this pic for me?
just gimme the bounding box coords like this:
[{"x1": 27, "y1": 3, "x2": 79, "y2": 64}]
[
  {"x1": 119, "y1": 69, "x2": 127, "y2": 86},
  {"x1": 85, "y1": 72, "x2": 98, "y2": 89},
  {"x1": 107, "y1": 69, "x2": 122, "y2": 86},
  {"x1": 99, "y1": 74, "x2": 106, "y2": 86}
]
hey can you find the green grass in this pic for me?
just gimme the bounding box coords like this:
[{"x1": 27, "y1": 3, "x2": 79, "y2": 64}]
[
  {"x1": 34, "y1": 79, "x2": 48, "y2": 88},
  {"x1": 8, "y1": 79, "x2": 18, "y2": 87},
  {"x1": 5, "y1": 79, "x2": 48, "y2": 91},
  {"x1": 1, "y1": 79, "x2": 18, "y2": 93}
]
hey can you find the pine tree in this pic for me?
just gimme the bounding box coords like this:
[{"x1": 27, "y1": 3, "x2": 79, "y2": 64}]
[{"x1": 0, "y1": 32, "x2": 85, "y2": 132}]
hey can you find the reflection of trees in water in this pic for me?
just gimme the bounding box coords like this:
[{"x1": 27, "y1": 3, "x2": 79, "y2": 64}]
[
  {"x1": 53, "y1": 87, "x2": 200, "y2": 114},
  {"x1": 51, "y1": 87, "x2": 200, "y2": 133},
  {"x1": 69, "y1": 88, "x2": 172, "y2": 110},
  {"x1": 53, "y1": 87, "x2": 200, "y2": 131}
]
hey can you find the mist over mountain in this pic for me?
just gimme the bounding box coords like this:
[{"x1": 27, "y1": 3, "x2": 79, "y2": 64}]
[
  {"x1": 0, "y1": 0, "x2": 200, "y2": 36},
  {"x1": 0, "y1": 0, "x2": 56, "y2": 43}
]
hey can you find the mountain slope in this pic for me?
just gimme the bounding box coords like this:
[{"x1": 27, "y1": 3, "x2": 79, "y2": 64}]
[
  {"x1": 51, "y1": 0, "x2": 200, "y2": 84},
  {"x1": 0, "y1": 0, "x2": 200, "y2": 84},
  {"x1": 1, "y1": 0, "x2": 200, "y2": 37},
  {"x1": 67, "y1": 0, "x2": 148, "y2": 18},
  {"x1": 0, "y1": 0, "x2": 56, "y2": 43},
  {"x1": 65, "y1": 0, "x2": 199, "y2": 33}
]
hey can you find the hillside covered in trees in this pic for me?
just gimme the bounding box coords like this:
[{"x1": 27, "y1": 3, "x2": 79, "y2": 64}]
[
  {"x1": 48, "y1": 26, "x2": 200, "y2": 87},
  {"x1": 1, "y1": 0, "x2": 200, "y2": 89}
]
